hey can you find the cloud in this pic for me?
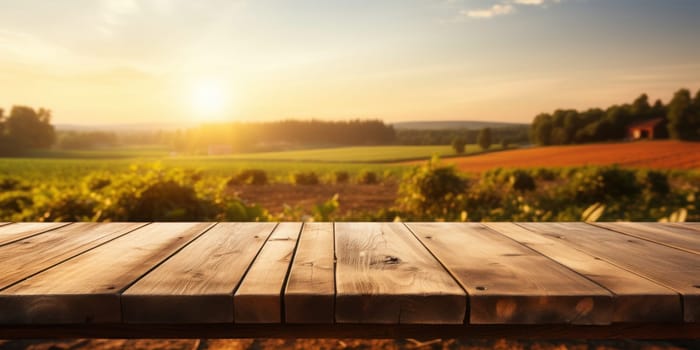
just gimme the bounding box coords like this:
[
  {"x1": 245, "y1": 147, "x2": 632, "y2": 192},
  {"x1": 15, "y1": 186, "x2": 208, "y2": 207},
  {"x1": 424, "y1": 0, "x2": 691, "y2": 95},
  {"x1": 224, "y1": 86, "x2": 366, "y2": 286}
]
[
  {"x1": 462, "y1": 0, "x2": 560, "y2": 20},
  {"x1": 513, "y1": 0, "x2": 545, "y2": 5},
  {"x1": 462, "y1": 4, "x2": 515, "y2": 19}
]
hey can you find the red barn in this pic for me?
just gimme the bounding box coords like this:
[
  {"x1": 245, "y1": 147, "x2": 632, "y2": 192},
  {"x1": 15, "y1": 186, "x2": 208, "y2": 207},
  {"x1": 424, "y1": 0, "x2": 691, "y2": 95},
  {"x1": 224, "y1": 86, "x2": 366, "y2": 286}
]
[{"x1": 627, "y1": 118, "x2": 665, "y2": 140}]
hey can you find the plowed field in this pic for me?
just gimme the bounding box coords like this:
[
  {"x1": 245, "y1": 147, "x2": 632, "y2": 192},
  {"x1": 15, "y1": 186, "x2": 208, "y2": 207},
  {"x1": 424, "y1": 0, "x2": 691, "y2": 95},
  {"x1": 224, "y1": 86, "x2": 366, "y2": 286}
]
[{"x1": 418, "y1": 141, "x2": 700, "y2": 172}]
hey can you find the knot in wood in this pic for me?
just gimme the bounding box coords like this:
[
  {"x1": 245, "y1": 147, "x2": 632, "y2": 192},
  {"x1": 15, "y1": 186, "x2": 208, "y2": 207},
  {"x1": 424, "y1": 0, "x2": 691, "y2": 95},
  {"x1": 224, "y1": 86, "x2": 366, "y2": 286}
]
[{"x1": 383, "y1": 255, "x2": 401, "y2": 264}]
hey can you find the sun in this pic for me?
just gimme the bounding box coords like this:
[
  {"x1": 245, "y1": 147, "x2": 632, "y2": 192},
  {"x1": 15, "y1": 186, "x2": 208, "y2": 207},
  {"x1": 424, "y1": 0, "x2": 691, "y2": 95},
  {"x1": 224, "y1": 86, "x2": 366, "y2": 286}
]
[{"x1": 189, "y1": 79, "x2": 230, "y2": 121}]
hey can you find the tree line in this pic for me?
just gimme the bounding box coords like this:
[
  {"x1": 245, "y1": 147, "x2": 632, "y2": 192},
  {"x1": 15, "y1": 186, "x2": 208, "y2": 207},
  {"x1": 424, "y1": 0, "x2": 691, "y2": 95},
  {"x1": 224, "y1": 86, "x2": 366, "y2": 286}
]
[
  {"x1": 530, "y1": 88, "x2": 700, "y2": 145},
  {"x1": 396, "y1": 125, "x2": 529, "y2": 146},
  {"x1": 0, "y1": 106, "x2": 56, "y2": 156},
  {"x1": 182, "y1": 119, "x2": 397, "y2": 153}
]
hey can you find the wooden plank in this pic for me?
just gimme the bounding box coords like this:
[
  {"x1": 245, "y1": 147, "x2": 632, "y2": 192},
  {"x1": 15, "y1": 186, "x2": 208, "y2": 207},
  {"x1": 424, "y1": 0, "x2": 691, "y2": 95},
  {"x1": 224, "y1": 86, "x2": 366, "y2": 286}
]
[
  {"x1": 0, "y1": 222, "x2": 147, "y2": 290},
  {"x1": 485, "y1": 223, "x2": 681, "y2": 323},
  {"x1": 284, "y1": 222, "x2": 335, "y2": 324},
  {"x1": 595, "y1": 222, "x2": 700, "y2": 255},
  {"x1": 0, "y1": 222, "x2": 70, "y2": 246},
  {"x1": 122, "y1": 222, "x2": 276, "y2": 324},
  {"x1": 234, "y1": 222, "x2": 302, "y2": 323},
  {"x1": 681, "y1": 222, "x2": 700, "y2": 231},
  {"x1": 518, "y1": 222, "x2": 700, "y2": 323},
  {"x1": 408, "y1": 223, "x2": 613, "y2": 325},
  {"x1": 0, "y1": 222, "x2": 211, "y2": 324},
  {"x1": 2, "y1": 323, "x2": 700, "y2": 340},
  {"x1": 335, "y1": 222, "x2": 466, "y2": 324}
]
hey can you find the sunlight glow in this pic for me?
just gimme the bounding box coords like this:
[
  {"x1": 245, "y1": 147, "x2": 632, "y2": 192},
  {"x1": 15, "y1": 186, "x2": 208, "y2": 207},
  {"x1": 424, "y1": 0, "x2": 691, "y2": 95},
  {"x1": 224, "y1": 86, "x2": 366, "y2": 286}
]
[{"x1": 190, "y1": 79, "x2": 230, "y2": 121}]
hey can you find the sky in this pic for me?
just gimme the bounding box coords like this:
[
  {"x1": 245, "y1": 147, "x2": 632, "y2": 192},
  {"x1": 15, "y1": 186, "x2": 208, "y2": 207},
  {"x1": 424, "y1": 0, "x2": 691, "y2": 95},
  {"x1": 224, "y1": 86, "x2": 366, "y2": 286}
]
[{"x1": 0, "y1": 0, "x2": 698, "y2": 125}]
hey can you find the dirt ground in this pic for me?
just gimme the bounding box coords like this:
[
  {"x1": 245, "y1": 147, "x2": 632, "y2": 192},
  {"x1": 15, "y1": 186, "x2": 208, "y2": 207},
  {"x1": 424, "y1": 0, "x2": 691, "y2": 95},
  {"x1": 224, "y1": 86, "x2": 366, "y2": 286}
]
[
  {"x1": 229, "y1": 183, "x2": 398, "y2": 218},
  {"x1": 403, "y1": 141, "x2": 700, "y2": 173},
  {"x1": 1, "y1": 338, "x2": 699, "y2": 350}
]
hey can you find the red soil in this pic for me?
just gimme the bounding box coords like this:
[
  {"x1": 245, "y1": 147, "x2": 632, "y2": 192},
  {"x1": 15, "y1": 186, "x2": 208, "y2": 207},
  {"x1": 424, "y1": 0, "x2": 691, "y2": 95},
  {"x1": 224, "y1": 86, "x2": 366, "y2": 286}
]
[{"x1": 412, "y1": 141, "x2": 700, "y2": 173}]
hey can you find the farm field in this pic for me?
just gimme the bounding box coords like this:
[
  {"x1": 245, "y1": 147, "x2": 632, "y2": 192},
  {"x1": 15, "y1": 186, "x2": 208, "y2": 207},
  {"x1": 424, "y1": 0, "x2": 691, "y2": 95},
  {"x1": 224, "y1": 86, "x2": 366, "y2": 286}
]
[
  {"x1": 419, "y1": 140, "x2": 700, "y2": 173},
  {"x1": 0, "y1": 144, "x2": 477, "y2": 180},
  {"x1": 196, "y1": 145, "x2": 489, "y2": 162}
]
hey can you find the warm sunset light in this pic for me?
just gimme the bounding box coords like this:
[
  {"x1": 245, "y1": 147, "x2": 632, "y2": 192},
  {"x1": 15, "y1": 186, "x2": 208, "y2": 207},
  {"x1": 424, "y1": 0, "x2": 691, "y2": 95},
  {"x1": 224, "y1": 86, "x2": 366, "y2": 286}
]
[
  {"x1": 190, "y1": 79, "x2": 230, "y2": 121},
  {"x1": 1, "y1": 2, "x2": 700, "y2": 348}
]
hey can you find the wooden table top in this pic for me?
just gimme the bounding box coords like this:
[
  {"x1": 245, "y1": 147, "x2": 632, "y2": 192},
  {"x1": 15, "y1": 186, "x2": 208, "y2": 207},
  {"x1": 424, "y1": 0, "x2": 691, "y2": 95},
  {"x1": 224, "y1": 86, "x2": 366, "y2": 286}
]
[{"x1": 0, "y1": 221, "x2": 698, "y2": 339}]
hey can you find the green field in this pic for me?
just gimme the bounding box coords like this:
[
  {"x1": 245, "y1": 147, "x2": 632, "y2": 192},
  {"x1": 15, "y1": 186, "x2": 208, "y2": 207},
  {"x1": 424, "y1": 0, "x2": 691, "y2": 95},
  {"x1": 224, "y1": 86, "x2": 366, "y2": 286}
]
[
  {"x1": 220, "y1": 145, "x2": 490, "y2": 162},
  {"x1": 1, "y1": 145, "x2": 496, "y2": 180}
]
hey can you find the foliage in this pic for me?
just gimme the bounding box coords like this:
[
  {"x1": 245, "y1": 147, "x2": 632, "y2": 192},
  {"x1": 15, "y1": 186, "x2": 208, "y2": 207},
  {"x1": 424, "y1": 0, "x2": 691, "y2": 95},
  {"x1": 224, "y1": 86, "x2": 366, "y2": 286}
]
[
  {"x1": 357, "y1": 170, "x2": 379, "y2": 185},
  {"x1": 451, "y1": 137, "x2": 466, "y2": 154},
  {"x1": 334, "y1": 171, "x2": 350, "y2": 184},
  {"x1": 191, "y1": 119, "x2": 396, "y2": 153},
  {"x1": 667, "y1": 88, "x2": 700, "y2": 140},
  {"x1": 312, "y1": 194, "x2": 339, "y2": 221},
  {"x1": 397, "y1": 162, "x2": 698, "y2": 222},
  {"x1": 227, "y1": 169, "x2": 269, "y2": 186},
  {"x1": 477, "y1": 128, "x2": 492, "y2": 150},
  {"x1": 1, "y1": 155, "x2": 698, "y2": 223},
  {"x1": 58, "y1": 131, "x2": 119, "y2": 150},
  {"x1": 397, "y1": 157, "x2": 467, "y2": 220},
  {"x1": 397, "y1": 126, "x2": 529, "y2": 146},
  {"x1": 0, "y1": 106, "x2": 56, "y2": 155},
  {"x1": 291, "y1": 171, "x2": 320, "y2": 185},
  {"x1": 529, "y1": 91, "x2": 679, "y2": 145},
  {"x1": 0, "y1": 164, "x2": 268, "y2": 222},
  {"x1": 501, "y1": 138, "x2": 510, "y2": 149}
]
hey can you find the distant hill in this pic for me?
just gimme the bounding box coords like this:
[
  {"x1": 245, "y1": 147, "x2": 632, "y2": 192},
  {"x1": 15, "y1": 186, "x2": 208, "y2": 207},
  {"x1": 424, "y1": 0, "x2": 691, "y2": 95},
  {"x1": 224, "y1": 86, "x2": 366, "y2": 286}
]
[{"x1": 392, "y1": 120, "x2": 527, "y2": 130}]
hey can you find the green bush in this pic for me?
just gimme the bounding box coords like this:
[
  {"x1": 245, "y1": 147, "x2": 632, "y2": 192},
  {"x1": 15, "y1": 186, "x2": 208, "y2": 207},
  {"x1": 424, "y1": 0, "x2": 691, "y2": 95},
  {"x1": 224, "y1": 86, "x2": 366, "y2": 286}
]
[
  {"x1": 227, "y1": 169, "x2": 268, "y2": 186},
  {"x1": 0, "y1": 191, "x2": 33, "y2": 214},
  {"x1": 36, "y1": 192, "x2": 99, "y2": 221},
  {"x1": 644, "y1": 170, "x2": 670, "y2": 195},
  {"x1": 509, "y1": 170, "x2": 536, "y2": 192},
  {"x1": 357, "y1": 170, "x2": 379, "y2": 185},
  {"x1": 334, "y1": 171, "x2": 350, "y2": 184},
  {"x1": 397, "y1": 158, "x2": 466, "y2": 219},
  {"x1": 0, "y1": 177, "x2": 29, "y2": 191},
  {"x1": 291, "y1": 172, "x2": 319, "y2": 185}
]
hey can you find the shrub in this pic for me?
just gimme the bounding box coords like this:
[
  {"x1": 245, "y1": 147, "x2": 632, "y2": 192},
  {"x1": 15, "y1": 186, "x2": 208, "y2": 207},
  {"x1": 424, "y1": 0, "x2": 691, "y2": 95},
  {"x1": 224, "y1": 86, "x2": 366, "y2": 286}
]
[
  {"x1": 291, "y1": 172, "x2": 319, "y2": 185},
  {"x1": 397, "y1": 158, "x2": 466, "y2": 219},
  {"x1": 477, "y1": 128, "x2": 492, "y2": 150},
  {"x1": 509, "y1": 170, "x2": 536, "y2": 192},
  {"x1": 227, "y1": 169, "x2": 268, "y2": 186},
  {"x1": 451, "y1": 137, "x2": 466, "y2": 154},
  {"x1": 0, "y1": 177, "x2": 28, "y2": 191},
  {"x1": 644, "y1": 170, "x2": 670, "y2": 195},
  {"x1": 334, "y1": 171, "x2": 350, "y2": 184},
  {"x1": 357, "y1": 170, "x2": 379, "y2": 185},
  {"x1": 126, "y1": 180, "x2": 209, "y2": 221},
  {"x1": 570, "y1": 166, "x2": 642, "y2": 202},
  {"x1": 0, "y1": 191, "x2": 33, "y2": 214},
  {"x1": 500, "y1": 138, "x2": 510, "y2": 149}
]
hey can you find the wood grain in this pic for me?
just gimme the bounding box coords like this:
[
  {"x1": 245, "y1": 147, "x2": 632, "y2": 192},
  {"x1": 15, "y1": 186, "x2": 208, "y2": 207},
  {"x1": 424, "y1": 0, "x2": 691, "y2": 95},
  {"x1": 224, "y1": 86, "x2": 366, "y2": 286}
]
[
  {"x1": 0, "y1": 222, "x2": 211, "y2": 324},
  {"x1": 518, "y1": 222, "x2": 700, "y2": 323},
  {"x1": 1, "y1": 323, "x2": 699, "y2": 340},
  {"x1": 486, "y1": 223, "x2": 681, "y2": 323},
  {"x1": 595, "y1": 222, "x2": 700, "y2": 255},
  {"x1": 0, "y1": 222, "x2": 70, "y2": 246},
  {"x1": 234, "y1": 222, "x2": 302, "y2": 323},
  {"x1": 284, "y1": 222, "x2": 336, "y2": 324},
  {"x1": 123, "y1": 222, "x2": 276, "y2": 324},
  {"x1": 680, "y1": 222, "x2": 700, "y2": 231},
  {"x1": 0, "y1": 222, "x2": 147, "y2": 290},
  {"x1": 335, "y1": 222, "x2": 466, "y2": 324},
  {"x1": 408, "y1": 222, "x2": 612, "y2": 325}
]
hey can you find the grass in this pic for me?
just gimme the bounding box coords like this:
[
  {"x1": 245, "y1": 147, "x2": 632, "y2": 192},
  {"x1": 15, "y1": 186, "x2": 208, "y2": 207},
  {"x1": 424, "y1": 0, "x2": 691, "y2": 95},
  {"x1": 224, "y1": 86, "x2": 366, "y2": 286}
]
[
  {"x1": 0, "y1": 144, "x2": 503, "y2": 182},
  {"x1": 0, "y1": 156, "x2": 410, "y2": 182},
  {"x1": 220, "y1": 145, "x2": 490, "y2": 162}
]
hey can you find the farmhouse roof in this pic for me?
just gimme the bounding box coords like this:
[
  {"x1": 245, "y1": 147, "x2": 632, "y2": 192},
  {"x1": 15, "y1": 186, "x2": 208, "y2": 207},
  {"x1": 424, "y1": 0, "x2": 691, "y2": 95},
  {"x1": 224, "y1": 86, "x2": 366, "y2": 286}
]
[{"x1": 627, "y1": 117, "x2": 664, "y2": 130}]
